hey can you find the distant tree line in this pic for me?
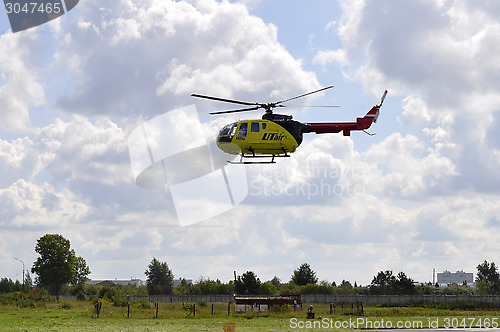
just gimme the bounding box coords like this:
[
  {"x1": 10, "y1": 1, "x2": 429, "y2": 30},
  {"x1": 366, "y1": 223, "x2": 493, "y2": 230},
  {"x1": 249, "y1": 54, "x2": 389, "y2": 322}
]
[
  {"x1": 141, "y1": 260, "x2": 500, "y2": 297},
  {"x1": 6, "y1": 236, "x2": 500, "y2": 299}
]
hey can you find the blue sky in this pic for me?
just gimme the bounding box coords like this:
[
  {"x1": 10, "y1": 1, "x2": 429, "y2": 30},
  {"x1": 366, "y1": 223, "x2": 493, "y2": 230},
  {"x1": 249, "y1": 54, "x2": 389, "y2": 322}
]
[{"x1": 1, "y1": 0, "x2": 500, "y2": 287}]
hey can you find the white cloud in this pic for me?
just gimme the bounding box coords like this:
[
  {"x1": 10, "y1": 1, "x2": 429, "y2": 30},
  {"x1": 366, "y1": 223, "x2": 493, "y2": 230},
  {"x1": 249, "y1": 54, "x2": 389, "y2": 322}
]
[
  {"x1": 0, "y1": 32, "x2": 45, "y2": 131},
  {"x1": 36, "y1": 116, "x2": 130, "y2": 186},
  {"x1": 53, "y1": 0, "x2": 320, "y2": 118},
  {"x1": 313, "y1": 49, "x2": 348, "y2": 66},
  {"x1": 0, "y1": 180, "x2": 89, "y2": 228}
]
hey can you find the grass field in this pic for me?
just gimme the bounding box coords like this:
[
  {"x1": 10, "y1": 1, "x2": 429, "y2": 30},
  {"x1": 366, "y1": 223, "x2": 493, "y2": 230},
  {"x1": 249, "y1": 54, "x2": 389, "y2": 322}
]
[{"x1": 1, "y1": 301, "x2": 500, "y2": 331}]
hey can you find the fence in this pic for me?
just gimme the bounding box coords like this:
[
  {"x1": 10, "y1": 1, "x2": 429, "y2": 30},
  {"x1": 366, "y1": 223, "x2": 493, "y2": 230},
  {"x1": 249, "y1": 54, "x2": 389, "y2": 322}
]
[
  {"x1": 62, "y1": 294, "x2": 500, "y2": 305},
  {"x1": 300, "y1": 294, "x2": 500, "y2": 305},
  {"x1": 125, "y1": 294, "x2": 233, "y2": 303}
]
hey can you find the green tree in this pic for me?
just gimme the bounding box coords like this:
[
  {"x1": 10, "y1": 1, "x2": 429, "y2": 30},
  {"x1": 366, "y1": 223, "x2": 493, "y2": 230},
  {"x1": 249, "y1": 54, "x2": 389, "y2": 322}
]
[
  {"x1": 279, "y1": 282, "x2": 299, "y2": 295},
  {"x1": 393, "y1": 271, "x2": 415, "y2": 295},
  {"x1": 337, "y1": 280, "x2": 355, "y2": 295},
  {"x1": 0, "y1": 278, "x2": 15, "y2": 293},
  {"x1": 270, "y1": 276, "x2": 281, "y2": 290},
  {"x1": 258, "y1": 281, "x2": 277, "y2": 295},
  {"x1": 73, "y1": 256, "x2": 91, "y2": 286},
  {"x1": 31, "y1": 234, "x2": 76, "y2": 295},
  {"x1": 291, "y1": 263, "x2": 318, "y2": 286},
  {"x1": 235, "y1": 271, "x2": 261, "y2": 295},
  {"x1": 145, "y1": 258, "x2": 174, "y2": 295},
  {"x1": 476, "y1": 260, "x2": 500, "y2": 294},
  {"x1": 369, "y1": 270, "x2": 396, "y2": 295},
  {"x1": 370, "y1": 270, "x2": 415, "y2": 295}
]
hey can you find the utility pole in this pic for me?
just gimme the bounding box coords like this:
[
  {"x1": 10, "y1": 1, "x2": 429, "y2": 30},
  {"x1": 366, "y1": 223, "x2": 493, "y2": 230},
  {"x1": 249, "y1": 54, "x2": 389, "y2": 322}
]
[{"x1": 14, "y1": 257, "x2": 25, "y2": 286}]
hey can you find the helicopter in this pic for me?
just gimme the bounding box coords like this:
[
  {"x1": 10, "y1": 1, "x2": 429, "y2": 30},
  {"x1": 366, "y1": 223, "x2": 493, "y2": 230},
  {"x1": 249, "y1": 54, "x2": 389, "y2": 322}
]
[{"x1": 192, "y1": 86, "x2": 388, "y2": 164}]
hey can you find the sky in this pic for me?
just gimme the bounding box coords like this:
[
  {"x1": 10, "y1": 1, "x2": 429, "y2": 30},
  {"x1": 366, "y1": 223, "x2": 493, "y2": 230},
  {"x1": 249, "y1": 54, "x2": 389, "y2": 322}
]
[{"x1": 1, "y1": 0, "x2": 500, "y2": 287}]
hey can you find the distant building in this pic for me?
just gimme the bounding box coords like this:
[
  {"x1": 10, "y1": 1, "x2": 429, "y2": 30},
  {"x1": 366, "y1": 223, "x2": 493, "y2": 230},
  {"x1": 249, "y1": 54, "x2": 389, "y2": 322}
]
[
  {"x1": 86, "y1": 277, "x2": 193, "y2": 288},
  {"x1": 86, "y1": 278, "x2": 144, "y2": 287},
  {"x1": 173, "y1": 278, "x2": 193, "y2": 288},
  {"x1": 437, "y1": 270, "x2": 473, "y2": 286}
]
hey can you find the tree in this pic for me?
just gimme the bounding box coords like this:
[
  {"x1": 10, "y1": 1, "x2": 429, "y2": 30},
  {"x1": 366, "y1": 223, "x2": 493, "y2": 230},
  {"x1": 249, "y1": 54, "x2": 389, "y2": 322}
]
[
  {"x1": 279, "y1": 282, "x2": 299, "y2": 296},
  {"x1": 145, "y1": 258, "x2": 174, "y2": 295},
  {"x1": 234, "y1": 271, "x2": 261, "y2": 295},
  {"x1": 73, "y1": 256, "x2": 91, "y2": 286},
  {"x1": 476, "y1": 260, "x2": 500, "y2": 294},
  {"x1": 24, "y1": 272, "x2": 33, "y2": 290},
  {"x1": 369, "y1": 270, "x2": 415, "y2": 295},
  {"x1": 291, "y1": 263, "x2": 318, "y2": 286},
  {"x1": 370, "y1": 270, "x2": 396, "y2": 295},
  {"x1": 337, "y1": 280, "x2": 355, "y2": 295},
  {"x1": 0, "y1": 278, "x2": 15, "y2": 293},
  {"x1": 258, "y1": 282, "x2": 277, "y2": 295},
  {"x1": 31, "y1": 234, "x2": 76, "y2": 295},
  {"x1": 393, "y1": 272, "x2": 415, "y2": 295},
  {"x1": 270, "y1": 276, "x2": 281, "y2": 290}
]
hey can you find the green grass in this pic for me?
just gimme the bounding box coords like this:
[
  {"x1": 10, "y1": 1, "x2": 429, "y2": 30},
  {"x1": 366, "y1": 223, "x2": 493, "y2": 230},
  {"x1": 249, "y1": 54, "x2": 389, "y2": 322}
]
[{"x1": 1, "y1": 301, "x2": 500, "y2": 331}]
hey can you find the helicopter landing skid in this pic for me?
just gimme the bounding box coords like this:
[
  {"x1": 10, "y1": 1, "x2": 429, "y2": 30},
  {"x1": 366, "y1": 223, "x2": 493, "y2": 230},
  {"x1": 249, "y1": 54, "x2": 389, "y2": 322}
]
[{"x1": 228, "y1": 153, "x2": 290, "y2": 164}]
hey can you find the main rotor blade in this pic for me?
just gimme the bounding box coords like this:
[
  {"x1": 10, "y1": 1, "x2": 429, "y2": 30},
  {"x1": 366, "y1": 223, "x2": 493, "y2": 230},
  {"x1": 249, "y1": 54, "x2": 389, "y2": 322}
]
[
  {"x1": 276, "y1": 85, "x2": 334, "y2": 104},
  {"x1": 209, "y1": 106, "x2": 262, "y2": 115},
  {"x1": 287, "y1": 105, "x2": 341, "y2": 108},
  {"x1": 191, "y1": 93, "x2": 258, "y2": 106}
]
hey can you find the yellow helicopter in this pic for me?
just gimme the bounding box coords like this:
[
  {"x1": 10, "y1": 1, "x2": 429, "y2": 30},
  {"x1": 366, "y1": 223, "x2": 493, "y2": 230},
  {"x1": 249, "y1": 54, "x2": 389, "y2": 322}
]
[{"x1": 192, "y1": 86, "x2": 387, "y2": 164}]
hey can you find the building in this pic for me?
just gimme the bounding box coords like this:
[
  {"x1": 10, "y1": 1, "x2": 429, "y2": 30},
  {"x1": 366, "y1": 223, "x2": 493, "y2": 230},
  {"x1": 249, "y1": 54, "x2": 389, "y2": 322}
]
[
  {"x1": 86, "y1": 278, "x2": 144, "y2": 287},
  {"x1": 437, "y1": 270, "x2": 474, "y2": 286},
  {"x1": 173, "y1": 278, "x2": 193, "y2": 288}
]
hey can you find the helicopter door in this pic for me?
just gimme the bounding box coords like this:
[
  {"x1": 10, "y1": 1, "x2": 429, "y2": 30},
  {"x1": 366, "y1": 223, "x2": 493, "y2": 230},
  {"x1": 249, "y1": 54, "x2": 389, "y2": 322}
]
[
  {"x1": 250, "y1": 122, "x2": 261, "y2": 140},
  {"x1": 236, "y1": 122, "x2": 247, "y2": 138}
]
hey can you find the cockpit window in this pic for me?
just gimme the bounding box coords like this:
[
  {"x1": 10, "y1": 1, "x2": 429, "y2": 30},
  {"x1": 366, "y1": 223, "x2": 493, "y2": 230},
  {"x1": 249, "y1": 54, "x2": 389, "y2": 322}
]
[
  {"x1": 251, "y1": 122, "x2": 259, "y2": 132},
  {"x1": 237, "y1": 122, "x2": 248, "y2": 137},
  {"x1": 229, "y1": 124, "x2": 237, "y2": 135},
  {"x1": 219, "y1": 122, "x2": 237, "y2": 136}
]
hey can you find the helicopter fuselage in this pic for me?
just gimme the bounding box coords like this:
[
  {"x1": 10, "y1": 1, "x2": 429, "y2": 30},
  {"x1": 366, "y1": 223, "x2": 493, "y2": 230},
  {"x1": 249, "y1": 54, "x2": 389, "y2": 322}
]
[
  {"x1": 216, "y1": 114, "x2": 306, "y2": 156},
  {"x1": 193, "y1": 87, "x2": 388, "y2": 163}
]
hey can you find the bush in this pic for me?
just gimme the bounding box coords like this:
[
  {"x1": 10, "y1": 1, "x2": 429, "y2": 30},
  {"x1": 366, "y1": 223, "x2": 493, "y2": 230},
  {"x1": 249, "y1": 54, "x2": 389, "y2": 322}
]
[
  {"x1": 269, "y1": 304, "x2": 292, "y2": 313},
  {"x1": 134, "y1": 298, "x2": 152, "y2": 309},
  {"x1": 76, "y1": 291, "x2": 86, "y2": 301},
  {"x1": 60, "y1": 302, "x2": 72, "y2": 310},
  {"x1": 182, "y1": 302, "x2": 195, "y2": 311}
]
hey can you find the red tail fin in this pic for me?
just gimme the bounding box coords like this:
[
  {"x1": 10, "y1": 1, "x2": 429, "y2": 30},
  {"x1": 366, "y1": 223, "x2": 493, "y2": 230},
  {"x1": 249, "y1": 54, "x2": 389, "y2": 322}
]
[{"x1": 304, "y1": 90, "x2": 387, "y2": 136}]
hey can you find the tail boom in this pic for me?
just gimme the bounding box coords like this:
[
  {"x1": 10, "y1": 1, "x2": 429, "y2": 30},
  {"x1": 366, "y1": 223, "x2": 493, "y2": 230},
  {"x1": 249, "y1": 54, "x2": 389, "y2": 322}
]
[
  {"x1": 303, "y1": 90, "x2": 387, "y2": 136},
  {"x1": 304, "y1": 106, "x2": 379, "y2": 136}
]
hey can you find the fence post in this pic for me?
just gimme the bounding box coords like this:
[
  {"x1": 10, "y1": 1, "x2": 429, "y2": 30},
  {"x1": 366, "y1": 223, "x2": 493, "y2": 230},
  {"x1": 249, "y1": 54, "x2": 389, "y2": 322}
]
[
  {"x1": 228, "y1": 302, "x2": 231, "y2": 316},
  {"x1": 127, "y1": 302, "x2": 130, "y2": 318},
  {"x1": 94, "y1": 301, "x2": 102, "y2": 318},
  {"x1": 155, "y1": 302, "x2": 159, "y2": 319},
  {"x1": 212, "y1": 303, "x2": 214, "y2": 315},
  {"x1": 193, "y1": 303, "x2": 196, "y2": 317}
]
